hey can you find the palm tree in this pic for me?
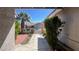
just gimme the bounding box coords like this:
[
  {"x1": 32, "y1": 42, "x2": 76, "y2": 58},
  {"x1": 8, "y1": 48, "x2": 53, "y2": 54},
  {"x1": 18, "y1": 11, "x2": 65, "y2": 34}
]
[{"x1": 16, "y1": 12, "x2": 30, "y2": 33}]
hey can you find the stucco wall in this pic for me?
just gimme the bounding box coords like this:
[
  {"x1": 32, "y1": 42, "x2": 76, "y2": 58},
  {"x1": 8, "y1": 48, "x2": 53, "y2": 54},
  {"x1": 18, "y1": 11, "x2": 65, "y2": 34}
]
[
  {"x1": 0, "y1": 23, "x2": 15, "y2": 51},
  {"x1": 0, "y1": 8, "x2": 15, "y2": 51},
  {"x1": 56, "y1": 8, "x2": 79, "y2": 50}
]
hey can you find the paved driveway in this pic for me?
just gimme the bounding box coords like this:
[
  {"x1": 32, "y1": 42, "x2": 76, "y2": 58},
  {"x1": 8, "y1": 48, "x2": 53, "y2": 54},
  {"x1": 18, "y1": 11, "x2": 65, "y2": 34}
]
[{"x1": 14, "y1": 34, "x2": 51, "y2": 51}]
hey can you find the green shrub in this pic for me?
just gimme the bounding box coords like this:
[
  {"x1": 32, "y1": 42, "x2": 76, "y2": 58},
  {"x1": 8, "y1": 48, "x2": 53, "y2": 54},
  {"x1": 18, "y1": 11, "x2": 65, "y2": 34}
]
[
  {"x1": 15, "y1": 20, "x2": 20, "y2": 37},
  {"x1": 44, "y1": 16, "x2": 62, "y2": 50}
]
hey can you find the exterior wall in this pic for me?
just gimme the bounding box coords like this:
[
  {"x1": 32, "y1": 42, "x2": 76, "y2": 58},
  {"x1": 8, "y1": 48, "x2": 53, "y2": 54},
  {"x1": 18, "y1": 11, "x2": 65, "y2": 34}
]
[
  {"x1": 0, "y1": 23, "x2": 15, "y2": 51},
  {"x1": 0, "y1": 8, "x2": 15, "y2": 51},
  {"x1": 56, "y1": 8, "x2": 79, "y2": 50}
]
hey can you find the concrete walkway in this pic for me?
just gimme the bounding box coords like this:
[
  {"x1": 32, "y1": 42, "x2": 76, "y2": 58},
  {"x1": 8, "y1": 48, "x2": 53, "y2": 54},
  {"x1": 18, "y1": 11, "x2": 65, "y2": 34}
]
[{"x1": 14, "y1": 34, "x2": 51, "y2": 51}]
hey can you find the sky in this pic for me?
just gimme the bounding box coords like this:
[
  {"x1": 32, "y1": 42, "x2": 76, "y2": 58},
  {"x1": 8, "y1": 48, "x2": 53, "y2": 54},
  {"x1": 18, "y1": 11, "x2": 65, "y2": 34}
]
[{"x1": 15, "y1": 9, "x2": 54, "y2": 23}]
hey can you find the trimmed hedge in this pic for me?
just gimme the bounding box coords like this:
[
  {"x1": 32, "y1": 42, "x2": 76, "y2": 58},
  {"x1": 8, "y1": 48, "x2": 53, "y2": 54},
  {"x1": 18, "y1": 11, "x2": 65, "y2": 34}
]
[{"x1": 44, "y1": 16, "x2": 62, "y2": 50}]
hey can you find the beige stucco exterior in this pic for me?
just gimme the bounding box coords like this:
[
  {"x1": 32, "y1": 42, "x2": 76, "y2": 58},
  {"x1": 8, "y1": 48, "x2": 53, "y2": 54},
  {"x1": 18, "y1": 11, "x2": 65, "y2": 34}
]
[
  {"x1": 0, "y1": 8, "x2": 15, "y2": 51},
  {"x1": 48, "y1": 8, "x2": 79, "y2": 50}
]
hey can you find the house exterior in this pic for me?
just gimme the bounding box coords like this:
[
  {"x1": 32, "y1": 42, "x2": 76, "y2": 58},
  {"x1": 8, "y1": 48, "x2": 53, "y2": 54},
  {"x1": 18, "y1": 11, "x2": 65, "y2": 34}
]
[
  {"x1": 47, "y1": 7, "x2": 79, "y2": 50},
  {"x1": 0, "y1": 8, "x2": 15, "y2": 50},
  {"x1": 1, "y1": 7, "x2": 79, "y2": 51}
]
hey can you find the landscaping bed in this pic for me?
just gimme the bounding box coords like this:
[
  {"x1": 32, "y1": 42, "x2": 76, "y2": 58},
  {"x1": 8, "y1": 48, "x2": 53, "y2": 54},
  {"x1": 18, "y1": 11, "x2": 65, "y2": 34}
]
[{"x1": 16, "y1": 34, "x2": 29, "y2": 44}]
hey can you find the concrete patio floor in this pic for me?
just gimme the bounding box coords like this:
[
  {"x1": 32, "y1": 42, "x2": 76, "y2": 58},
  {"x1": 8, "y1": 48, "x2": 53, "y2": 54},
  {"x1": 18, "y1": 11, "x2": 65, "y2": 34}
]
[{"x1": 14, "y1": 34, "x2": 51, "y2": 51}]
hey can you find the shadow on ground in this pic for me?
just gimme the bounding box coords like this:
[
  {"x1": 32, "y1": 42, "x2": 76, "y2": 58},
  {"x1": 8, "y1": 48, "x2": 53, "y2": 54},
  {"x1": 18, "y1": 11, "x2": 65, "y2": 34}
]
[{"x1": 38, "y1": 37, "x2": 51, "y2": 51}]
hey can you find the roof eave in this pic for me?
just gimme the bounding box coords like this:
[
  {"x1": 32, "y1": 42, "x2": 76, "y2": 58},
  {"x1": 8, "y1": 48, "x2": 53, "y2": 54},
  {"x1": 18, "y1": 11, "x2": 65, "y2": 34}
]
[{"x1": 47, "y1": 8, "x2": 63, "y2": 18}]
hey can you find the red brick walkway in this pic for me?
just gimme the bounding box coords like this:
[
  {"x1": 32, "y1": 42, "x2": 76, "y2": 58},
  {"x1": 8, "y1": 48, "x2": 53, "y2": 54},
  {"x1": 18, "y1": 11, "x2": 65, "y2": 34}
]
[{"x1": 16, "y1": 34, "x2": 29, "y2": 44}]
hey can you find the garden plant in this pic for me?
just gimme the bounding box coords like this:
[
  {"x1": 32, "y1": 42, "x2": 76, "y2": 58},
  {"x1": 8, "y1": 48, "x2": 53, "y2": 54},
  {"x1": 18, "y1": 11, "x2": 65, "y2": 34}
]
[{"x1": 44, "y1": 16, "x2": 63, "y2": 50}]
